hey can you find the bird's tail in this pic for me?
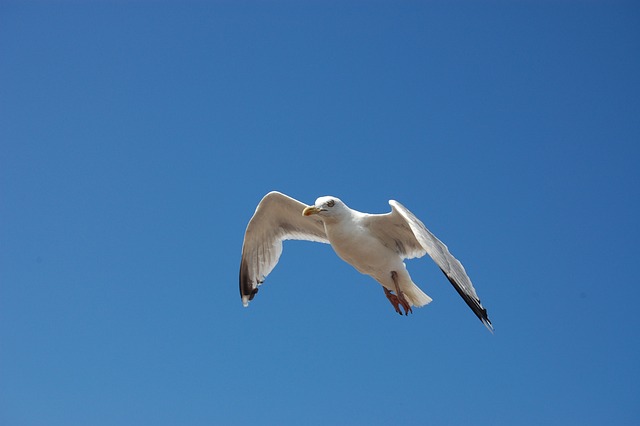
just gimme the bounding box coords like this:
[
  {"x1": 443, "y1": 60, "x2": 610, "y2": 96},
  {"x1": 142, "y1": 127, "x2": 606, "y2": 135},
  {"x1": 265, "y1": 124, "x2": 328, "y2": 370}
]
[{"x1": 405, "y1": 283, "x2": 433, "y2": 307}]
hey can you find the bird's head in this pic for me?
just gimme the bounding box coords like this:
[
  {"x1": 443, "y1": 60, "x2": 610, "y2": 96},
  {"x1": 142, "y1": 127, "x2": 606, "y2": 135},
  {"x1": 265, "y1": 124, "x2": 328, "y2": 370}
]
[{"x1": 302, "y1": 196, "x2": 348, "y2": 221}]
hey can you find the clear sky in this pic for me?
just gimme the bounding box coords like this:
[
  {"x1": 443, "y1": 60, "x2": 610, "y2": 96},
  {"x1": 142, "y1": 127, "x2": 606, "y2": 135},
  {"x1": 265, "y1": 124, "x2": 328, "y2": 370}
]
[{"x1": 1, "y1": 1, "x2": 639, "y2": 425}]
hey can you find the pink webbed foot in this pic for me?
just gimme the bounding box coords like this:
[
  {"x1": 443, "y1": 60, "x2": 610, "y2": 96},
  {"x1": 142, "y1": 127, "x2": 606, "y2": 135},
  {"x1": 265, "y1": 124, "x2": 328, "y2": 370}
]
[{"x1": 383, "y1": 286, "x2": 413, "y2": 316}]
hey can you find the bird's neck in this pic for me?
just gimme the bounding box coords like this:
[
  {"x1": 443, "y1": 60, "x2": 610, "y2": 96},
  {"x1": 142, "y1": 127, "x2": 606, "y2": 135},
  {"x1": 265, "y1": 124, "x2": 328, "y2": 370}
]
[{"x1": 323, "y1": 212, "x2": 359, "y2": 236}]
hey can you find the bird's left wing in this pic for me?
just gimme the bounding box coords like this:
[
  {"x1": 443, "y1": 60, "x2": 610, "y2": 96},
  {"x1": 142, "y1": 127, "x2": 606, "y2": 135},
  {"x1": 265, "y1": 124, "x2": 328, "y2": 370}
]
[
  {"x1": 364, "y1": 200, "x2": 493, "y2": 332},
  {"x1": 239, "y1": 191, "x2": 329, "y2": 307}
]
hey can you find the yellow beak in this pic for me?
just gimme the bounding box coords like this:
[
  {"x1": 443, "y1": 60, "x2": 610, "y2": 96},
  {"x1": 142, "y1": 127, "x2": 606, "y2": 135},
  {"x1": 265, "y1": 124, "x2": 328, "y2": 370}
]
[{"x1": 302, "y1": 206, "x2": 322, "y2": 216}]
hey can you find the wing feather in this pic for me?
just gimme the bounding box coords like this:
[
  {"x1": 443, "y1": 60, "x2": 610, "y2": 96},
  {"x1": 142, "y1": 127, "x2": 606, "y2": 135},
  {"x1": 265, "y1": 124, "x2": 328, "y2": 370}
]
[
  {"x1": 239, "y1": 191, "x2": 329, "y2": 306},
  {"x1": 365, "y1": 200, "x2": 493, "y2": 331}
]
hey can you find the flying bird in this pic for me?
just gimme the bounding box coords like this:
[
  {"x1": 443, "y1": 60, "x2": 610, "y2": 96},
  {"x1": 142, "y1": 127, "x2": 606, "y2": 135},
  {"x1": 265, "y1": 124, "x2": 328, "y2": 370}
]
[{"x1": 239, "y1": 191, "x2": 493, "y2": 331}]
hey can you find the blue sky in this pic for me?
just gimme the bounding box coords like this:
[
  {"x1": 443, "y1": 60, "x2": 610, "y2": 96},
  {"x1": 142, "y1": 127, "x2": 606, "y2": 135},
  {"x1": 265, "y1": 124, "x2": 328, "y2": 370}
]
[{"x1": 1, "y1": 1, "x2": 639, "y2": 425}]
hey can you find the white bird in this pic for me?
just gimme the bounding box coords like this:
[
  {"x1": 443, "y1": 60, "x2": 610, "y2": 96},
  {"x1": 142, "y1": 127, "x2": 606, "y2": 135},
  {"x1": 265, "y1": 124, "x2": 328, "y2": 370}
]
[{"x1": 239, "y1": 191, "x2": 493, "y2": 331}]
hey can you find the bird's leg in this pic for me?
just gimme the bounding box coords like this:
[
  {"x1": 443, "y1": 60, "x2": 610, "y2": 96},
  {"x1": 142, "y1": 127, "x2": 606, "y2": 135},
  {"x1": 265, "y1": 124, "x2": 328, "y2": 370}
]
[
  {"x1": 391, "y1": 271, "x2": 412, "y2": 315},
  {"x1": 383, "y1": 286, "x2": 403, "y2": 315}
]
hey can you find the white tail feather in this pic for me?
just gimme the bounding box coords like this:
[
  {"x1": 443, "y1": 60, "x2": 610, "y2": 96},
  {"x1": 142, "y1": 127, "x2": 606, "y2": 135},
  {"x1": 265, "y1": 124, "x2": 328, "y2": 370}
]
[{"x1": 405, "y1": 283, "x2": 432, "y2": 307}]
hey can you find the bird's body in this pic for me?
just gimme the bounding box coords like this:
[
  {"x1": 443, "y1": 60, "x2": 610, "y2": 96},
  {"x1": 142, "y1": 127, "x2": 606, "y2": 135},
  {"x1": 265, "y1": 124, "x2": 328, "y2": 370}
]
[
  {"x1": 239, "y1": 191, "x2": 492, "y2": 331},
  {"x1": 319, "y1": 205, "x2": 432, "y2": 308}
]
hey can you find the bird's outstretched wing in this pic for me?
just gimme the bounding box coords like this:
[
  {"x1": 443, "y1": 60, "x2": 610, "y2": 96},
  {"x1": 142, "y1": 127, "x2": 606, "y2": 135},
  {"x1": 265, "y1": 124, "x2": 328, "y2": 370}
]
[
  {"x1": 239, "y1": 191, "x2": 329, "y2": 306},
  {"x1": 364, "y1": 200, "x2": 493, "y2": 331}
]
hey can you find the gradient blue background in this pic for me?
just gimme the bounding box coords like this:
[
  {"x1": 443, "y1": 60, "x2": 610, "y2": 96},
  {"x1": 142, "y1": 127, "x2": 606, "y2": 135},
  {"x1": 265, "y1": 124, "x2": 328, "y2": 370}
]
[{"x1": 2, "y1": 1, "x2": 639, "y2": 425}]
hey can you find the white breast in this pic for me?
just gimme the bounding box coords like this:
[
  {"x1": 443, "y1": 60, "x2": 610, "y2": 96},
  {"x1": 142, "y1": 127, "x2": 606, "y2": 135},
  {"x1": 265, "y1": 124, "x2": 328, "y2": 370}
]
[{"x1": 325, "y1": 218, "x2": 402, "y2": 277}]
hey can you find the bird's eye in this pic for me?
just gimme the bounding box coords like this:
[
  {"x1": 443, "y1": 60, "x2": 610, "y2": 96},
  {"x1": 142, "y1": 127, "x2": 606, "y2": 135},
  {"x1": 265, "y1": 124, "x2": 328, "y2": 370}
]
[{"x1": 326, "y1": 200, "x2": 335, "y2": 207}]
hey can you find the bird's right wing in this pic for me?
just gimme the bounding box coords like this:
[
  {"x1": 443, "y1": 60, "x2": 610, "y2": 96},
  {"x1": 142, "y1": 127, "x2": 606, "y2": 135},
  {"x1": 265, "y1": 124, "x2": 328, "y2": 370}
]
[
  {"x1": 239, "y1": 191, "x2": 329, "y2": 306},
  {"x1": 388, "y1": 200, "x2": 493, "y2": 332},
  {"x1": 364, "y1": 200, "x2": 493, "y2": 331}
]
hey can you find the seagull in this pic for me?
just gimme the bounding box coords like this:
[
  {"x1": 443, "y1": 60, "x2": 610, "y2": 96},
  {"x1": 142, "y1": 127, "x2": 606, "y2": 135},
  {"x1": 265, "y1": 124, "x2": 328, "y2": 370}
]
[{"x1": 239, "y1": 191, "x2": 493, "y2": 331}]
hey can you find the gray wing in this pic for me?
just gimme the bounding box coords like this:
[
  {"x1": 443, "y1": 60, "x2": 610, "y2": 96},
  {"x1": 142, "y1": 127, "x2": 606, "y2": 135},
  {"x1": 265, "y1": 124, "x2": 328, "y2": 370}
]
[
  {"x1": 239, "y1": 191, "x2": 329, "y2": 307},
  {"x1": 365, "y1": 200, "x2": 493, "y2": 332}
]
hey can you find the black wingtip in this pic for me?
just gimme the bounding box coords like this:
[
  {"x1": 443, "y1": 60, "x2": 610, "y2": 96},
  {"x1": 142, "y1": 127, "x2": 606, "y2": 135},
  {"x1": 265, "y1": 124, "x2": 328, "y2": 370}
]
[
  {"x1": 248, "y1": 287, "x2": 258, "y2": 301},
  {"x1": 239, "y1": 257, "x2": 255, "y2": 301},
  {"x1": 440, "y1": 268, "x2": 493, "y2": 333}
]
